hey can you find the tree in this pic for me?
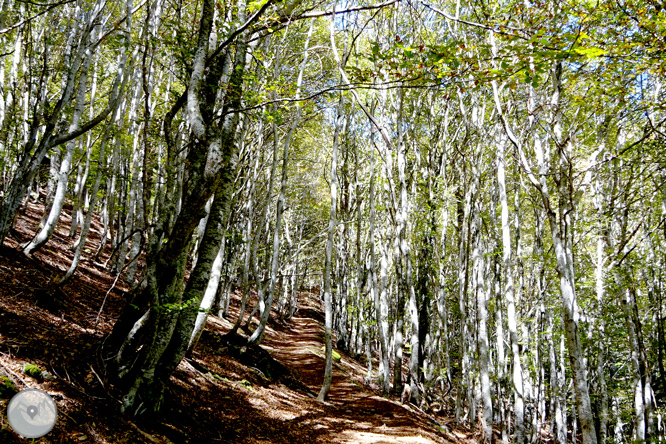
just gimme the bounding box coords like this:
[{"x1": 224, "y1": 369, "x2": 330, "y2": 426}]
[
  {"x1": 105, "y1": 0, "x2": 270, "y2": 414},
  {"x1": 0, "y1": 0, "x2": 131, "y2": 246}
]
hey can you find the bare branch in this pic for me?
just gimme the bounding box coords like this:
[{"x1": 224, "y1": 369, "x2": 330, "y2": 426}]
[
  {"x1": 300, "y1": 0, "x2": 400, "y2": 18},
  {"x1": 206, "y1": 0, "x2": 277, "y2": 66},
  {"x1": 0, "y1": 0, "x2": 74, "y2": 34}
]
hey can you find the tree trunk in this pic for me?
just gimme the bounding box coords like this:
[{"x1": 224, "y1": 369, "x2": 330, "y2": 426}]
[
  {"x1": 188, "y1": 218, "x2": 227, "y2": 352},
  {"x1": 492, "y1": 55, "x2": 597, "y2": 444},
  {"x1": 58, "y1": 124, "x2": 114, "y2": 284},
  {"x1": 107, "y1": 0, "x2": 252, "y2": 414},
  {"x1": 496, "y1": 137, "x2": 525, "y2": 443},
  {"x1": 69, "y1": 61, "x2": 99, "y2": 238},
  {"x1": 248, "y1": 19, "x2": 313, "y2": 345},
  {"x1": 369, "y1": 149, "x2": 390, "y2": 394},
  {"x1": 474, "y1": 210, "x2": 493, "y2": 442},
  {"x1": 318, "y1": 99, "x2": 343, "y2": 402},
  {"x1": 23, "y1": 1, "x2": 117, "y2": 255},
  {"x1": 540, "y1": 63, "x2": 597, "y2": 444}
]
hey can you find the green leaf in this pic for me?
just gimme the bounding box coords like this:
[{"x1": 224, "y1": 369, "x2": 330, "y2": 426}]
[
  {"x1": 573, "y1": 46, "x2": 608, "y2": 58},
  {"x1": 247, "y1": 0, "x2": 269, "y2": 12}
]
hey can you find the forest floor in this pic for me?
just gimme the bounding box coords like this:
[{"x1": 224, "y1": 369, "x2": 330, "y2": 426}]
[{"x1": 0, "y1": 198, "x2": 481, "y2": 443}]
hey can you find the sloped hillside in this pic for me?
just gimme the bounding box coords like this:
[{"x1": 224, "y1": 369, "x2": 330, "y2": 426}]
[{"x1": 0, "y1": 202, "x2": 474, "y2": 443}]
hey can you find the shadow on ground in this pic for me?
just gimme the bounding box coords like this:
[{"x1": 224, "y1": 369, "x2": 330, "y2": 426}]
[{"x1": 0, "y1": 199, "x2": 471, "y2": 443}]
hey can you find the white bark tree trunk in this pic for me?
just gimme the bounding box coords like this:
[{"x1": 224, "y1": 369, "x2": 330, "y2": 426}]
[
  {"x1": 540, "y1": 64, "x2": 597, "y2": 444},
  {"x1": 248, "y1": 19, "x2": 313, "y2": 345},
  {"x1": 496, "y1": 137, "x2": 525, "y2": 443},
  {"x1": 379, "y1": 227, "x2": 392, "y2": 394},
  {"x1": 473, "y1": 208, "x2": 493, "y2": 442},
  {"x1": 318, "y1": 100, "x2": 343, "y2": 402},
  {"x1": 369, "y1": 147, "x2": 390, "y2": 393},
  {"x1": 11, "y1": 0, "x2": 127, "y2": 252},
  {"x1": 114, "y1": 63, "x2": 145, "y2": 279},
  {"x1": 622, "y1": 286, "x2": 646, "y2": 442},
  {"x1": 492, "y1": 52, "x2": 597, "y2": 444},
  {"x1": 188, "y1": 233, "x2": 226, "y2": 351},
  {"x1": 69, "y1": 61, "x2": 99, "y2": 238},
  {"x1": 23, "y1": 10, "x2": 102, "y2": 256},
  {"x1": 58, "y1": 123, "x2": 114, "y2": 284},
  {"x1": 547, "y1": 312, "x2": 567, "y2": 444}
]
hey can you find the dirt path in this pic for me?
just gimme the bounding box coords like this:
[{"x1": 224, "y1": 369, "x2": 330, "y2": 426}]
[
  {"x1": 256, "y1": 299, "x2": 465, "y2": 444},
  {"x1": 0, "y1": 201, "x2": 475, "y2": 443}
]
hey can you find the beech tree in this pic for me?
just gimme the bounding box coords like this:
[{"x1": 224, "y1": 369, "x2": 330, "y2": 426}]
[{"x1": 104, "y1": 0, "x2": 273, "y2": 413}]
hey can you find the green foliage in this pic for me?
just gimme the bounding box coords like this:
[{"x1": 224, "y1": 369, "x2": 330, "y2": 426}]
[
  {"x1": 132, "y1": 298, "x2": 206, "y2": 314},
  {"x1": 23, "y1": 364, "x2": 43, "y2": 380},
  {"x1": 310, "y1": 346, "x2": 341, "y2": 363},
  {"x1": 0, "y1": 376, "x2": 17, "y2": 398},
  {"x1": 206, "y1": 372, "x2": 224, "y2": 381},
  {"x1": 237, "y1": 379, "x2": 255, "y2": 392}
]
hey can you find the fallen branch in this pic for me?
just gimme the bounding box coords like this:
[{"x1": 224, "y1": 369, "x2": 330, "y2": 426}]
[{"x1": 127, "y1": 421, "x2": 176, "y2": 444}]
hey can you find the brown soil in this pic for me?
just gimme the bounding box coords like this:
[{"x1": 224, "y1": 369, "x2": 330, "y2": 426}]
[{"x1": 0, "y1": 198, "x2": 479, "y2": 443}]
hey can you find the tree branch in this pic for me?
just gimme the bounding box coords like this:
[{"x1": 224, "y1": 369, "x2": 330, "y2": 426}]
[
  {"x1": 0, "y1": 0, "x2": 74, "y2": 34},
  {"x1": 206, "y1": 0, "x2": 277, "y2": 66}
]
